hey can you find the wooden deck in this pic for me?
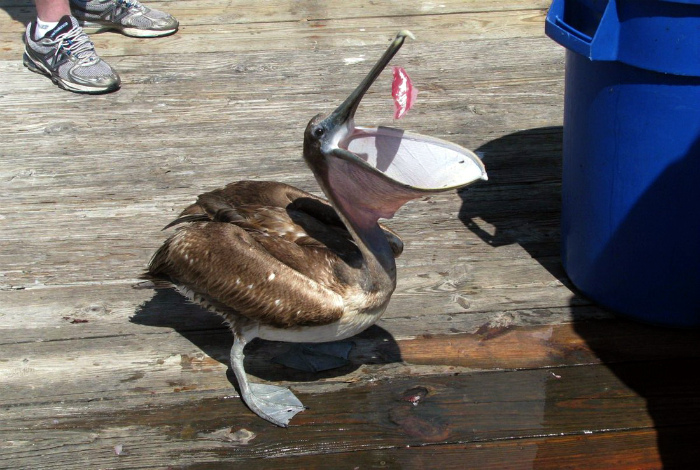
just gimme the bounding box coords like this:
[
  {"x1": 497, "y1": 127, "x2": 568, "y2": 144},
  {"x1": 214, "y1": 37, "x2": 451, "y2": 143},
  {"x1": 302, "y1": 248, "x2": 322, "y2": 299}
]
[{"x1": 2, "y1": 1, "x2": 699, "y2": 468}]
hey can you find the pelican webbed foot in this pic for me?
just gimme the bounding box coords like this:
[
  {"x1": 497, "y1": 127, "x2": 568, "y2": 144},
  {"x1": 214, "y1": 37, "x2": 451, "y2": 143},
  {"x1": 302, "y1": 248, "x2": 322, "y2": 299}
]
[
  {"x1": 272, "y1": 341, "x2": 353, "y2": 372},
  {"x1": 230, "y1": 335, "x2": 306, "y2": 427}
]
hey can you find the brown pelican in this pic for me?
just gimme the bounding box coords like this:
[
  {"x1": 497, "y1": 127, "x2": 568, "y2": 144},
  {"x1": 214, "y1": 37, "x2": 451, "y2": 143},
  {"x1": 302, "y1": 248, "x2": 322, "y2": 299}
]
[{"x1": 147, "y1": 31, "x2": 487, "y2": 427}]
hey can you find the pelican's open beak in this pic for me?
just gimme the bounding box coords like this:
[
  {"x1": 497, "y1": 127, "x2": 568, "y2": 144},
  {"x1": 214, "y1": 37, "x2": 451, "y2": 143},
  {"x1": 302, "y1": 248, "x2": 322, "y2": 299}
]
[
  {"x1": 323, "y1": 30, "x2": 416, "y2": 136},
  {"x1": 311, "y1": 30, "x2": 487, "y2": 224},
  {"x1": 322, "y1": 30, "x2": 486, "y2": 191}
]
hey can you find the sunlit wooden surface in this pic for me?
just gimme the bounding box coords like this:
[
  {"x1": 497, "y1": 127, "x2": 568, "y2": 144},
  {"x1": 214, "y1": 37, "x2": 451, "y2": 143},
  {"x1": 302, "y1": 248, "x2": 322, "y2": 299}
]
[{"x1": 2, "y1": 1, "x2": 699, "y2": 468}]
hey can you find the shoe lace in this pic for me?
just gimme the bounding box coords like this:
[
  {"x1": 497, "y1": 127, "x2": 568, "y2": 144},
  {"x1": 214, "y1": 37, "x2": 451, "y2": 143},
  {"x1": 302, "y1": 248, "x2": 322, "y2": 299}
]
[
  {"x1": 48, "y1": 27, "x2": 98, "y2": 64},
  {"x1": 116, "y1": 0, "x2": 144, "y2": 11}
]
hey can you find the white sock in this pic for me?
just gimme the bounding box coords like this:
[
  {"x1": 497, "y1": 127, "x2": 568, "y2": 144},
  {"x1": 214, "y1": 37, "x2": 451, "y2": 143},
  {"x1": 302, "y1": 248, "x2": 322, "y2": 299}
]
[{"x1": 35, "y1": 18, "x2": 59, "y2": 40}]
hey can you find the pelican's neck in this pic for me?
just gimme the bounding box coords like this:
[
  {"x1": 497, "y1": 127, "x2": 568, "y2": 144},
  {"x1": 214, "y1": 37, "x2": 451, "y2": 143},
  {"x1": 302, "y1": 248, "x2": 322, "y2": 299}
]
[
  {"x1": 349, "y1": 215, "x2": 397, "y2": 292},
  {"x1": 311, "y1": 151, "x2": 429, "y2": 297},
  {"x1": 323, "y1": 185, "x2": 397, "y2": 296}
]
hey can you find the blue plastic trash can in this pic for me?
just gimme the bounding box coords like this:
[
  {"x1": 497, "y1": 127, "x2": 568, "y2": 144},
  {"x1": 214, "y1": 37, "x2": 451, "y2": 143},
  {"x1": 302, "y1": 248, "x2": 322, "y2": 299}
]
[{"x1": 545, "y1": 0, "x2": 700, "y2": 326}]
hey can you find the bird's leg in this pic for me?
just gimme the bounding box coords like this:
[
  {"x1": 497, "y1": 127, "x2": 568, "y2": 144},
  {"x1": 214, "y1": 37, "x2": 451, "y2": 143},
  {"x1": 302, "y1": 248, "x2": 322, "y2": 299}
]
[{"x1": 230, "y1": 333, "x2": 306, "y2": 427}]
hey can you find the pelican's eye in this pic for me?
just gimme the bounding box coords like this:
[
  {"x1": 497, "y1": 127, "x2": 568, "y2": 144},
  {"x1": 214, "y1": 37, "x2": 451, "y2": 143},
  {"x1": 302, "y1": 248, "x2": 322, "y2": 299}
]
[{"x1": 313, "y1": 126, "x2": 325, "y2": 139}]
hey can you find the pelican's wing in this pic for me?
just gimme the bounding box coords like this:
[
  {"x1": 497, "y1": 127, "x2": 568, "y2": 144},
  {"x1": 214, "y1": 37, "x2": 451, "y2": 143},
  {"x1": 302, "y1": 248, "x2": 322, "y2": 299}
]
[
  {"x1": 148, "y1": 222, "x2": 346, "y2": 329},
  {"x1": 179, "y1": 181, "x2": 326, "y2": 216},
  {"x1": 164, "y1": 180, "x2": 404, "y2": 256}
]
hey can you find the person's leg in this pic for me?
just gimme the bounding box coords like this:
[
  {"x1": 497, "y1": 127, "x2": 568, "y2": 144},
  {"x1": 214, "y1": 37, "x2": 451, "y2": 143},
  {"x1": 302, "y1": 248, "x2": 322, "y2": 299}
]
[
  {"x1": 71, "y1": 0, "x2": 178, "y2": 38},
  {"x1": 33, "y1": 0, "x2": 71, "y2": 39},
  {"x1": 23, "y1": 1, "x2": 120, "y2": 93},
  {"x1": 24, "y1": 0, "x2": 178, "y2": 92},
  {"x1": 34, "y1": 0, "x2": 71, "y2": 22}
]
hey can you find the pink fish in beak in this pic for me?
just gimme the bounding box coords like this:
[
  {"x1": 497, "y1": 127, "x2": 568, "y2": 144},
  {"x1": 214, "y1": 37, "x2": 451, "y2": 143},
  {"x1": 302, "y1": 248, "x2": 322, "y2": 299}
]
[{"x1": 392, "y1": 66, "x2": 418, "y2": 119}]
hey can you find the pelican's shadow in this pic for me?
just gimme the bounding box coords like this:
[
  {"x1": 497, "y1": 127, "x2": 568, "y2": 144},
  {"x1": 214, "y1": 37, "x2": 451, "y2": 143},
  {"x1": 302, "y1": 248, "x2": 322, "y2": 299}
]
[
  {"x1": 458, "y1": 126, "x2": 564, "y2": 279},
  {"x1": 130, "y1": 289, "x2": 403, "y2": 386}
]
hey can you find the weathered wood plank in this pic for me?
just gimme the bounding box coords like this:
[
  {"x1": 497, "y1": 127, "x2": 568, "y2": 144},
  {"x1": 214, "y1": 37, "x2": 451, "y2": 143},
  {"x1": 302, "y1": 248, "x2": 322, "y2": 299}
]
[
  {"x1": 2, "y1": 358, "x2": 699, "y2": 468},
  {"x1": 1, "y1": 0, "x2": 551, "y2": 16},
  {"x1": 3, "y1": 425, "x2": 692, "y2": 470},
  {"x1": 0, "y1": 209, "x2": 561, "y2": 286},
  {"x1": 0, "y1": 251, "x2": 580, "y2": 340},
  {"x1": 4, "y1": 316, "x2": 700, "y2": 408},
  {"x1": 1, "y1": 287, "x2": 589, "y2": 347},
  {"x1": 178, "y1": 427, "x2": 698, "y2": 470},
  {"x1": 0, "y1": 8, "x2": 550, "y2": 60},
  {"x1": 1, "y1": 36, "x2": 563, "y2": 126},
  {"x1": 2, "y1": 244, "x2": 574, "y2": 310}
]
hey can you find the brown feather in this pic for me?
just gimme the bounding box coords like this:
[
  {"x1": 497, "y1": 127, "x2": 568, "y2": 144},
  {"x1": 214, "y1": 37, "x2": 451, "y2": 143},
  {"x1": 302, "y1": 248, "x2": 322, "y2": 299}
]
[{"x1": 147, "y1": 181, "x2": 402, "y2": 329}]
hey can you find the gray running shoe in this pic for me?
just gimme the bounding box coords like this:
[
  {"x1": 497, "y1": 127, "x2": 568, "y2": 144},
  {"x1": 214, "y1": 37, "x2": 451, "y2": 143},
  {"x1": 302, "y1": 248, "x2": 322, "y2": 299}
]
[
  {"x1": 23, "y1": 15, "x2": 121, "y2": 94},
  {"x1": 70, "y1": 0, "x2": 179, "y2": 38}
]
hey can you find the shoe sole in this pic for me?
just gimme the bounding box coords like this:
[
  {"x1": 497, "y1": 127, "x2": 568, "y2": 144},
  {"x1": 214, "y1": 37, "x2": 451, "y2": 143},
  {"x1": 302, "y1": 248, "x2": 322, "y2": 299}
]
[
  {"x1": 78, "y1": 20, "x2": 178, "y2": 38},
  {"x1": 23, "y1": 52, "x2": 120, "y2": 94}
]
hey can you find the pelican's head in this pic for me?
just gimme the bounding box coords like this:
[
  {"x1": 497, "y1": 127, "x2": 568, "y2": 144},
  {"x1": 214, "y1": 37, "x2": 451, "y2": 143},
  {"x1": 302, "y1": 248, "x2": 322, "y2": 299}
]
[{"x1": 304, "y1": 31, "x2": 487, "y2": 227}]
